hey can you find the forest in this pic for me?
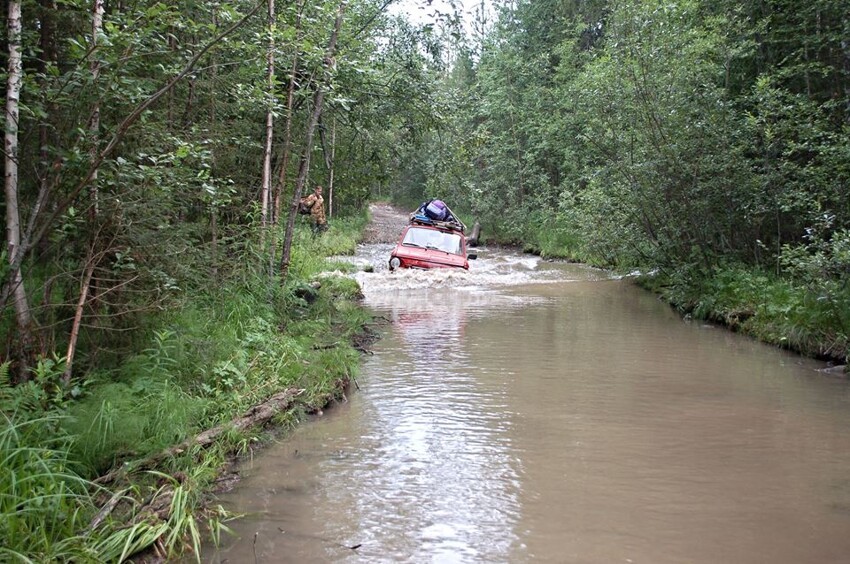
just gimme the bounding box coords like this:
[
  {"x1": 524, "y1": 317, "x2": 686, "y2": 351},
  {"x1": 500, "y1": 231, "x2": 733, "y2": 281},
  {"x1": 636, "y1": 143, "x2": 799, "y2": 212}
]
[
  {"x1": 404, "y1": 0, "x2": 850, "y2": 362},
  {"x1": 1, "y1": 0, "x2": 848, "y2": 560}
]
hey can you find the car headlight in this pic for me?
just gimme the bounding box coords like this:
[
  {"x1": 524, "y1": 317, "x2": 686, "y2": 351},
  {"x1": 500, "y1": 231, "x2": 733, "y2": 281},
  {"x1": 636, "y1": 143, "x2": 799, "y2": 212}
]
[{"x1": 389, "y1": 257, "x2": 401, "y2": 270}]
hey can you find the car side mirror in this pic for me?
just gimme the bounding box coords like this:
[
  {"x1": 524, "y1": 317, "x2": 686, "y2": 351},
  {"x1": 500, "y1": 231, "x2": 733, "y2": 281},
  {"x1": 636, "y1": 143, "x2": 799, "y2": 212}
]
[{"x1": 467, "y1": 253, "x2": 477, "y2": 260}]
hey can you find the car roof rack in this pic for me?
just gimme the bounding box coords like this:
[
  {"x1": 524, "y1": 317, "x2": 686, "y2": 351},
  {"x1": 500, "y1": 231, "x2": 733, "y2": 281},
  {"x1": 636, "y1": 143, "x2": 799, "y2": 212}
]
[
  {"x1": 409, "y1": 214, "x2": 466, "y2": 233},
  {"x1": 409, "y1": 202, "x2": 466, "y2": 233}
]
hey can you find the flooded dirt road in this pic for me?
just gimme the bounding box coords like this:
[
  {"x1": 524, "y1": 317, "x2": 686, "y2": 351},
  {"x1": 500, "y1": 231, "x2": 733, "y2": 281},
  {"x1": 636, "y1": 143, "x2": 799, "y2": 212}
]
[{"x1": 201, "y1": 205, "x2": 850, "y2": 563}]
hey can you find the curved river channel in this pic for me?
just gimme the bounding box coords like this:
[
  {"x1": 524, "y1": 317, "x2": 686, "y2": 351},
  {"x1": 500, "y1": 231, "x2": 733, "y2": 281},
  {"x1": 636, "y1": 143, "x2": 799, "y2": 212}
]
[{"x1": 200, "y1": 243, "x2": 850, "y2": 563}]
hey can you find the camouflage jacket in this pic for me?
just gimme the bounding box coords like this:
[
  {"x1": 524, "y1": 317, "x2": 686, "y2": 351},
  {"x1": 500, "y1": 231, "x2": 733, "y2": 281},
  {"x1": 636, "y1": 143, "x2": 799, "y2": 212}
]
[{"x1": 304, "y1": 193, "x2": 326, "y2": 224}]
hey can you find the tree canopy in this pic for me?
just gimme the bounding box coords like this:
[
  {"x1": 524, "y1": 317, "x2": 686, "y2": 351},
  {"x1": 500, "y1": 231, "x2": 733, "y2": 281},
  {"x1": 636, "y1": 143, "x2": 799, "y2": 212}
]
[
  {"x1": 3, "y1": 0, "x2": 849, "y2": 374},
  {"x1": 1, "y1": 0, "x2": 451, "y2": 380}
]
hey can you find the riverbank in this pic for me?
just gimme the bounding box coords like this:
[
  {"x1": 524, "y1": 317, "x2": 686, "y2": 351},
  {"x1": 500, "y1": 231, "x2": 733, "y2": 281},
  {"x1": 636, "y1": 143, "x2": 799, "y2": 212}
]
[
  {"x1": 0, "y1": 216, "x2": 381, "y2": 563},
  {"x1": 473, "y1": 217, "x2": 848, "y2": 371},
  {"x1": 636, "y1": 268, "x2": 849, "y2": 370}
]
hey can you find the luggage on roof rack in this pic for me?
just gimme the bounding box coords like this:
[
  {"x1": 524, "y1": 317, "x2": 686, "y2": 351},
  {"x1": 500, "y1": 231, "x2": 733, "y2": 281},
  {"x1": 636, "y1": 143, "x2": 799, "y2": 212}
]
[{"x1": 410, "y1": 199, "x2": 466, "y2": 232}]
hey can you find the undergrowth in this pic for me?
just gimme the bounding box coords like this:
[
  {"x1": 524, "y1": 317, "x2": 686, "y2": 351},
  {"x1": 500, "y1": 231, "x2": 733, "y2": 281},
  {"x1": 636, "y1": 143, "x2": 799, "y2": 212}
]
[
  {"x1": 470, "y1": 206, "x2": 595, "y2": 263},
  {"x1": 640, "y1": 264, "x2": 850, "y2": 364},
  {"x1": 0, "y1": 218, "x2": 372, "y2": 562}
]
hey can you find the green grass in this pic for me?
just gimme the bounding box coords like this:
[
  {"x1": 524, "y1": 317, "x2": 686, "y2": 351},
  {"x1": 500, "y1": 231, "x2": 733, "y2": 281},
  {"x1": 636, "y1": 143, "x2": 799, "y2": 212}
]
[
  {"x1": 469, "y1": 207, "x2": 595, "y2": 263},
  {"x1": 1, "y1": 214, "x2": 374, "y2": 562},
  {"x1": 641, "y1": 265, "x2": 850, "y2": 364},
  {"x1": 0, "y1": 413, "x2": 100, "y2": 563}
]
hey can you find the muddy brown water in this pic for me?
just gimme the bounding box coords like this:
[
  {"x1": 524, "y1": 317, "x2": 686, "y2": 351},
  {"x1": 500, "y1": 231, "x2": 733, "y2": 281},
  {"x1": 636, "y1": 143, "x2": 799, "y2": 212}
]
[{"x1": 199, "y1": 242, "x2": 850, "y2": 563}]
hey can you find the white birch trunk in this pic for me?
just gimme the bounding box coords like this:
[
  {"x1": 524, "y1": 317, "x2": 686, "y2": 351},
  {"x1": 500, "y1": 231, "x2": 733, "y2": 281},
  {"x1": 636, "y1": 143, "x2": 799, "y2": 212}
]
[
  {"x1": 261, "y1": 0, "x2": 275, "y2": 228},
  {"x1": 211, "y1": 5, "x2": 220, "y2": 277},
  {"x1": 5, "y1": 1, "x2": 34, "y2": 365},
  {"x1": 90, "y1": 0, "x2": 104, "y2": 217}
]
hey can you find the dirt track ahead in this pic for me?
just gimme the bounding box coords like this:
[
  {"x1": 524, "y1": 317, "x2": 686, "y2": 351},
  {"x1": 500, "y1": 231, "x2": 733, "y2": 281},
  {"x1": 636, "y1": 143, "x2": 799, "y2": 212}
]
[{"x1": 360, "y1": 203, "x2": 409, "y2": 244}]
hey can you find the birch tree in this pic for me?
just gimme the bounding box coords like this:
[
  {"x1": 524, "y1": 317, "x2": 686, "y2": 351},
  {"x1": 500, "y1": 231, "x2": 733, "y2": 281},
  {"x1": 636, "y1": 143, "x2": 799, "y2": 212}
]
[
  {"x1": 88, "y1": 0, "x2": 104, "y2": 218},
  {"x1": 261, "y1": 0, "x2": 276, "y2": 229},
  {"x1": 4, "y1": 0, "x2": 35, "y2": 378},
  {"x1": 280, "y1": 1, "x2": 347, "y2": 280}
]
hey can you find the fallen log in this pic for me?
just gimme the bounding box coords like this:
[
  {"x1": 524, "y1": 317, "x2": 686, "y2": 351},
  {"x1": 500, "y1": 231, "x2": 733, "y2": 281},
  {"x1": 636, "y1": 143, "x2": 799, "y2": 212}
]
[
  {"x1": 466, "y1": 221, "x2": 481, "y2": 247},
  {"x1": 87, "y1": 386, "x2": 320, "y2": 563},
  {"x1": 95, "y1": 387, "x2": 304, "y2": 486}
]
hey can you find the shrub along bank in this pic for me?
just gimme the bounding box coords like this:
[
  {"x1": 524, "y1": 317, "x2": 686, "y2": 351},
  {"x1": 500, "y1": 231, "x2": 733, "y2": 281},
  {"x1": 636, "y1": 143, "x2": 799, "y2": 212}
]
[
  {"x1": 384, "y1": 0, "x2": 850, "y2": 372},
  {"x1": 0, "y1": 217, "x2": 374, "y2": 563},
  {"x1": 637, "y1": 266, "x2": 849, "y2": 367}
]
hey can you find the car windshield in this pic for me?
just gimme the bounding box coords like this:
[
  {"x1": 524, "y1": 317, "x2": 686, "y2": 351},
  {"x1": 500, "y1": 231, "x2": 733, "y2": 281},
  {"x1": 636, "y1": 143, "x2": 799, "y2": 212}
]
[{"x1": 402, "y1": 227, "x2": 463, "y2": 255}]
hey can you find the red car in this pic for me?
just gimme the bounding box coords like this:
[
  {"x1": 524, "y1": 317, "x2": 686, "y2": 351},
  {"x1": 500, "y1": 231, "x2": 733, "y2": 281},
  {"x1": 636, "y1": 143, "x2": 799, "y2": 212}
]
[{"x1": 388, "y1": 222, "x2": 477, "y2": 271}]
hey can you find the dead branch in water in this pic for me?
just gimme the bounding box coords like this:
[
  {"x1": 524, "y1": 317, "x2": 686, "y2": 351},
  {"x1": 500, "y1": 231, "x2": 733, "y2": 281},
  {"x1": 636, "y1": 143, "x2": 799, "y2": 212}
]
[{"x1": 466, "y1": 221, "x2": 482, "y2": 247}]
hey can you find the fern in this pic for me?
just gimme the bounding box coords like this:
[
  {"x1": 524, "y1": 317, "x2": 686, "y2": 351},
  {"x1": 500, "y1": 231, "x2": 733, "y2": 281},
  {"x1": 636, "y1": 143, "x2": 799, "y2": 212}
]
[{"x1": 0, "y1": 361, "x2": 13, "y2": 413}]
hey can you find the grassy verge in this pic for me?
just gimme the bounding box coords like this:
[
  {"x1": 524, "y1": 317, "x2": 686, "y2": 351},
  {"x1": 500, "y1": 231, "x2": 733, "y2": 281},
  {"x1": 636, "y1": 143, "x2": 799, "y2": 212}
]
[
  {"x1": 638, "y1": 265, "x2": 849, "y2": 366},
  {"x1": 0, "y1": 217, "x2": 374, "y2": 562}
]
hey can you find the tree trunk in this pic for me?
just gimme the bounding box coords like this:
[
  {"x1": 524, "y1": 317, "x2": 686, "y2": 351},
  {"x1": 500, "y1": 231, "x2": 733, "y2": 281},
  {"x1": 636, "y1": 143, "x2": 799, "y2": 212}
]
[
  {"x1": 279, "y1": 1, "x2": 347, "y2": 282},
  {"x1": 63, "y1": 258, "x2": 96, "y2": 383},
  {"x1": 84, "y1": 0, "x2": 105, "y2": 337},
  {"x1": 328, "y1": 114, "x2": 336, "y2": 218},
  {"x1": 89, "y1": 0, "x2": 104, "y2": 219},
  {"x1": 167, "y1": 33, "x2": 176, "y2": 129},
  {"x1": 5, "y1": 0, "x2": 35, "y2": 379},
  {"x1": 466, "y1": 221, "x2": 481, "y2": 247},
  {"x1": 261, "y1": 0, "x2": 275, "y2": 230},
  {"x1": 273, "y1": 0, "x2": 306, "y2": 226},
  {"x1": 210, "y1": 4, "x2": 220, "y2": 280}
]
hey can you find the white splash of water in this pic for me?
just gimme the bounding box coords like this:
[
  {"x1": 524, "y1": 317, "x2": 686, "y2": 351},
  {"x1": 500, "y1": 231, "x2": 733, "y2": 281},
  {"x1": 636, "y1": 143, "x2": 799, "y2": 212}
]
[{"x1": 329, "y1": 244, "x2": 608, "y2": 301}]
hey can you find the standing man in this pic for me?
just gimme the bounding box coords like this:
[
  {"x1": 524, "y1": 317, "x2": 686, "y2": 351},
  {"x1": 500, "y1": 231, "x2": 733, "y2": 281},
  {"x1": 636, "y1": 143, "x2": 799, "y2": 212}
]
[{"x1": 303, "y1": 185, "x2": 328, "y2": 234}]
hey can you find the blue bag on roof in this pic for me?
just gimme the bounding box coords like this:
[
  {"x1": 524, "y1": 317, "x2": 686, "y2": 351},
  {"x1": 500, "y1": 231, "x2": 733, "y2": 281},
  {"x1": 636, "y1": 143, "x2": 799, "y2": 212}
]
[{"x1": 425, "y1": 200, "x2": 448, "y2": 221}]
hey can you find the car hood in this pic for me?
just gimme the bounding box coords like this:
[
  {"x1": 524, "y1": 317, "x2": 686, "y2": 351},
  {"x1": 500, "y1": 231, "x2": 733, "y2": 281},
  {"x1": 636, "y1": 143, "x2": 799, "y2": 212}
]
[{"x1": 392, "y1": 244, "x2": 468, "y2": 269}]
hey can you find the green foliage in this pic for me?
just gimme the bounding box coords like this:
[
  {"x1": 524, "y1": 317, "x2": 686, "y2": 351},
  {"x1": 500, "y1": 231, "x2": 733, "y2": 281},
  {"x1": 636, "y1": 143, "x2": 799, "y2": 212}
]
[
  {"x1": 648, "y1": 263, "x2": 849, "y2": 362},
  {"x1": 91, "y1": 463, "x2": 221, "y2": 563},
  {"x1": 379, "y1": 0, "x2": 849, "y2": 362},
  {"x1": 0, "y1": 414, "x2": 98, "y2": 562},
  {"x1": 306, "y1": 213, "x2": 368, "y2": 257},
  {"x1": 64, "y1": 377, "x2": 206, "y2": 476},
  {"x1": 526, "y1": 214, "x2": 584, "y2": 261},
  {"x1": 781, "y1": 220, "x2": 850, "y2": 286},
  {"x1": 5, "y1": 225, "x2": 371, "y2": 560},
  {"x1": 3, "y1": 0, "x2": 408, "y2": 374}
]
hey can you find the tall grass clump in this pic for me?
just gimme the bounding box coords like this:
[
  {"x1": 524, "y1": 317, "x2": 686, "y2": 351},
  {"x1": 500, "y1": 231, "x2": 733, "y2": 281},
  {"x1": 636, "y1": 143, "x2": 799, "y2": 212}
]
[
  {"x1": 90, "y1": 461, "x2": 224, "y2": 563},
  {"x1": 526, "y1": 211, "x2": 585, "y2": 261},
  {"x1": 286, "y1": 214, "x2": 366, "y2": 279},
  {"x1": 0, "y1": 413, "x2": 99, "y2": 562},
  {"x1": 466, "y1": 201, "x2": 589, "y2": 262},
  {"x1": 64, "y1": 377, "x2": 208, "y2": 477},
  {"x1": 645, "y1": 263, "x2": 849, "y2": 363}
]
